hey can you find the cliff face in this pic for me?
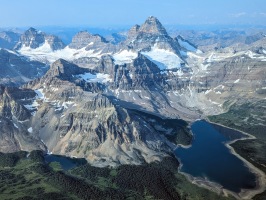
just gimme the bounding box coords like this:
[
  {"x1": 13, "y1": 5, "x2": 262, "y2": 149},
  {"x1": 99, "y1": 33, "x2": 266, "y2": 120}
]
[
  {"x1": 0, "y1": 86, "x2": 46, "y2": 153},
  {"x1": 20, "y1": 59, "x2": 190, "y2": 166},
  {"x1": 32, "y1": 94, "x2": 178, "y2": 166}
]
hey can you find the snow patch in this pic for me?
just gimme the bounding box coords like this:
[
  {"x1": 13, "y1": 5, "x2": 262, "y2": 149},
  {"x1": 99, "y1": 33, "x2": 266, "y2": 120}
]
[
  {"x1": 246, "y1": 51, "x2": 256, "y2": 59},
  {"x1": 113, "y1": 50, "x2": 138, "y2": 65},
  {"x1": 234, "y1": 79, "x2": 240, "y2": 83},
  {"x1": 172, "y1": 70, "x2": 184, "y2": 76},
  {"x1": 19, "y1": 43, "x2": 103, "y2": 63},
  {"x1": 200, "y1": 63, "x2": 210, "y2": 71},
  {"x1": 23, "y1": 89, "x2": 47, "y2": 115},
  {"x1": 141, "y1": 47, "x2": 184, "y2": 70},
  {"x1": 35, "y1": 89, "x2": 45, "y2": 99},
  {"x1": 13, "y1": 123, "x2": 18, "y2": 129},
  {"x1": 207, "y1": 53, "x2": 215, "y2": 63},
  {"x1": 177, "y1": 38, "x2": 202, "y2": 53},
  {"x1": 78, "y1": 72, "x2": 112, "y2": 83},
  {"x1": 62, "y1": 101, "x2": 75, "y2": 109},
  {"x1": 208, "y1": 99, "x2": 220, "y2": 105},
  {"x1": 205, "y1": 89, "x2": 212, "y2": 94},
  {"x1": 23, "y1": 101, "x2": 40, "y2": 110},
  {"x1": 28, "y1": 127, "x2": 33, "y2": 133}
]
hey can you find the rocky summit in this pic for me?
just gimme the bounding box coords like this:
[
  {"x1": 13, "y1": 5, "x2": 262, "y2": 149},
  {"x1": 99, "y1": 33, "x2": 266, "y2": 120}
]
[
  {"x1": 14, "y1": 27, "x2": 65, "y2": 51},
  {"x1": 123, "y1": 16, "x2": 182, "y2": 54},
  {"x1": 138, "y1": 16, "x2": 168, "y2": 35}
]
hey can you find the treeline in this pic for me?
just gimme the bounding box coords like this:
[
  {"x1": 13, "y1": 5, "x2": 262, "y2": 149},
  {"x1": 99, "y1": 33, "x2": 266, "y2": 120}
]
[
  {"x1": 47, "y1": 171, "x2": 126, "y2": 199},
  {"x1": 0, "y1": 151, "x2": 27, "y2": 167},
  {"x1": 70, "y1": 155, "x2": 181, "y2": 200},
  {"x1": 0, "y1": 150, "x2": 183, "y2": 199},
  {"x1": 0, "y1": 151, "x2": 231, "y2": 200}
]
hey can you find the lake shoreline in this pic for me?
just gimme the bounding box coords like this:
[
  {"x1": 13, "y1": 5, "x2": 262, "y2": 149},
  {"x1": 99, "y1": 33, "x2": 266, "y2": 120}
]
[
  {"x1": 209, "y1": 121, "x2": 266, "y2": 199},
  {"x1": 175, "y1": 120, "x2": 266, "y2": 199}
]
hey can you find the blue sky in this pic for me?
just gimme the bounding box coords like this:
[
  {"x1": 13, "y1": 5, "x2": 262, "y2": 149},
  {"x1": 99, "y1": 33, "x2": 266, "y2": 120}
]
[{"x1": 1, "y1": 0, "x2": 266, "y2": 27}]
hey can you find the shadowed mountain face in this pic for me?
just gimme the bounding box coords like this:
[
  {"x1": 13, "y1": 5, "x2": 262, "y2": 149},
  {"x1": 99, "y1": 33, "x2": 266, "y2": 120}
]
[
  {"x1": 0, "y1": 86, "x2": 46, "y2": 153},
  {"x1": 0, "y1": 49, "x2": 48, "y2": 86},
  {"x1": 0, "y1": 31, "x2": 20, "y2": 49}
]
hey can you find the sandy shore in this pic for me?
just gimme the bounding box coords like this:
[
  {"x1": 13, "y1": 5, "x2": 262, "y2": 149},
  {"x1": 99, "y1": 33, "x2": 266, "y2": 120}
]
[
  {"x1": 176, "y1": 144, "x2": 192, "y2": 149},
  {"x1": 175, "y1": 120, "x2": 266, "y2": 199}
]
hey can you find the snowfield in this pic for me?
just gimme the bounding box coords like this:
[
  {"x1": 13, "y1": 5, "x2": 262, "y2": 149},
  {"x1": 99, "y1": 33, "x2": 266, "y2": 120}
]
[
  {"x1": 78, "y1": 72, "x2": 113, "y2": 83},
  {"x1": 141, "y1": 47, "x2": 184, "y2": 70},
  {"x1": 113, "y1": 50, "x2": 138, "y2": 65},
  {"x1": 18, "y1": 40, "x2": 104, "y2": 63},
  {"x1": 177, "y1": 38, "x2": 202, "y2": 54}
]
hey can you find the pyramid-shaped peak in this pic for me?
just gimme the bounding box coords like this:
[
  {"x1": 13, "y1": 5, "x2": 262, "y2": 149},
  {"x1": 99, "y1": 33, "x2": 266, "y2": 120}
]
[
  {"x1": 25, "y1": 27, "x2": 38, "y2": 34},
  {"x1": 24, "y1": 27, "x2": 45, "y2": 36},
  {"x1": 147, "y1": 16, "x2": 160, "y2": 22},
  {"x1": 28, "y1": 27, "x2": 37, "y2": 31},
  {"x1": 130, "y1": 24, "x2": 140, "y2": 31},
  {"x1": 127, "y1": 24, "x2": 140, "y2": 39},
  {"x1": 139, "y1": 16, "x2": 167, "y2": 35}
]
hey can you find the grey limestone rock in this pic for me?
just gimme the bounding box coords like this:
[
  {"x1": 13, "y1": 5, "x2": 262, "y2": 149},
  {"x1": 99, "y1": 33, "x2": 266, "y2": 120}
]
[
  {"x1": 14, "y1": 27, "x2": 65, "y2": 51},
  {"x1": 0, "y1": 85, "x2": 46, "y2": 153}
]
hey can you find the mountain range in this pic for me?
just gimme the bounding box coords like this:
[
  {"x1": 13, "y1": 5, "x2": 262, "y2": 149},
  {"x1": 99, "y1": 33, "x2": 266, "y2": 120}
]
[
  {"x1": 0, "y1": 16, "x2": 265, "y2": 165},
  {"x1": 0, "y1": 16, "x2": 266, "y2": 199}
]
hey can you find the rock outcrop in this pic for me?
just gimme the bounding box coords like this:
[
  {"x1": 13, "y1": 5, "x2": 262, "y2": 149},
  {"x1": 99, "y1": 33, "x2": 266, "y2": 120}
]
[
  {"x1": 68, "y1": 31, "x2": 116, "y2": 54},
  {"x1": 0, "y1": 85, "x2": 46, "y2": 153},
  {"x1": 14, "y1": 27, "x2": 65, "y2": 50}
]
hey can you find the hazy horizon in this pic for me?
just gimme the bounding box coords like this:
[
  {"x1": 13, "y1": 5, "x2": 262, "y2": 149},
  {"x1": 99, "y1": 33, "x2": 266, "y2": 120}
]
[{"x1": 1, "y1": 0, "x2": 266, "y2": 28}]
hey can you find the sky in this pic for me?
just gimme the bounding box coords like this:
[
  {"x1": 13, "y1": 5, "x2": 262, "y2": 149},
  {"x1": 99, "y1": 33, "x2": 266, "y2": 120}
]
[{"x1": 1, "y1": 0, "x2": 266, "y2": 28}]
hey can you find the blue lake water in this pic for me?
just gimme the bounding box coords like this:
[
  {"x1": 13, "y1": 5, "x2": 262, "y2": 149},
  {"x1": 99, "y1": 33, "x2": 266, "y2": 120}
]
[
  {"x1": 44, "y1": 154, "x2": 86, "y2": 170},
  {"x1": 175, "y1": 120, "x2": 257, "y2": 193}
]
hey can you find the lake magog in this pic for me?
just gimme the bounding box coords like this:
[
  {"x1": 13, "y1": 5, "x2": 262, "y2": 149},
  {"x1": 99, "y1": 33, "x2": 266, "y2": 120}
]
[{"x1": 175, "y1": 120, "x2": 256, "y2": 193}]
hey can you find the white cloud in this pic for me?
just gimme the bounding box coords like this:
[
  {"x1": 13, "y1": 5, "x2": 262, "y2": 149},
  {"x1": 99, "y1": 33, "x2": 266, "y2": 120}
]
[{"x1": 230, "y1": 12, "x2": 247, "y2": 18}]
